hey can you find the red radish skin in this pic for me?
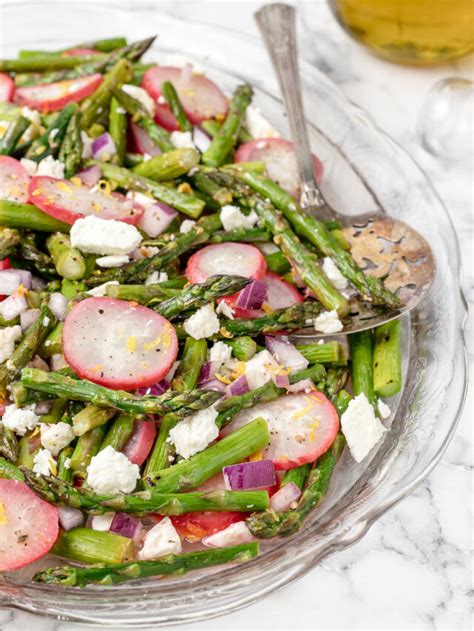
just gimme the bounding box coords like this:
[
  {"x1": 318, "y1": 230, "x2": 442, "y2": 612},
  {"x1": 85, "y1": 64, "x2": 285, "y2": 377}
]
[
  {"x1": 222, "y1": 391, "x2": 340, "y2": 470},
  {"x1": 0, "y1": 479, "x2": 59, "y2": 571},
  {"x1": 63, "y1": 48, "x2": 99, "y2": 56},
  {"x1": 122, "y1": 419, "x2": 157, "y2": 466},
  {"x1": 62, "y1": 297, "x2": 178, "y2": 390},
  {"x1": 0, "y1": 156, "x2": 30, "y2": 203},
  {"x1": 235, "y1": 138, "x2": 323, "y2": 199},
  {"x1": 186, "y1": 243, "x2": 267, "y2": 285},
  {"x1": 0, "y1": 73, "x2": 14, "y2": 102},
  {"x1": 14, "y1": 74, "x2": 103, "y2": 113},
  {"x1": 28, "y1": 176, "x2": 143, "y2": 225},
  {"x1": 154, "y1": 104, "x2": 179, "y2": 132},
  {"x1": 0, "y1": 258, "x2": 12, "y2": 302},
  {"x1": 142, "y1": 66, "x2": 228, "y2": 124},
  {"x1": 129, "y1": 122, "x2": 162, "y2": 157}
]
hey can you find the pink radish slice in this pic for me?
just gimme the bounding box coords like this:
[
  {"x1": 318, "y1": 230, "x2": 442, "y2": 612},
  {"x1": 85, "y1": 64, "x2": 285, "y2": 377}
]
[
  {"x1": 142, "y1": 66, "x2": 228, "y2": 124},
  {"x1": 0, "y1": 156, "x2": 30, "y2": 202},
  {"x1": 28, "y1": 176, "x2": 143, "y2": 225},
  {"x1": 62, "y1": 297, "x2": 178, "y2": 390},
  {"x1": 63, "y1": 48, "x2": 98, "y2": 56},
  {"x1": 0, "y1": 479, "x2": 59, "y2": 571},
  {"x1": 235, "y1": 138, "x2": 323, "y2": 199},
  {"x1": 221, "y1": 391, "x2": 339, "y2": 470},
  {"x1": 129, "y1": 122, "x2": 162, "y2": 156},
  {"x1": 154, "y1": 104, "x2": 179, "y2": 132},
  {"x1": 14, "y1": 74, "x2": 103, "y2": 113},
  {"x1": 0, "y1": 73, "x2": 14, "y2": 102},
  {"x1": 122, "y1": 418, "x2": 157, "y2": 466},
  {"x1": 185, "y1": 243, "x2": 267, "y2": 284}
]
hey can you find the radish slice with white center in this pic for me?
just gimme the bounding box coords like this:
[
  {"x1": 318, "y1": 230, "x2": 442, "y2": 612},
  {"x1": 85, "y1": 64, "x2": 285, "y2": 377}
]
[
  {"x1": 185, "y1": 243, "x2": 267, "y2": 284},
  {"x1": 0, "y1": 156, "x2": 30, "y2": 202},
  {"x1": 13, "y1": 74, "x2": 103, "y2": 113},
  {"x1": 235, "y1": 138, "x2": 323, "y2": 199},
  {"x1": 62, "y1": 297, "x2": 178, "y2": 390},
  {"x1": 142, "y1": 66, "x2": 228, "y2": 124},
  {"x1": 28, "y1": 176, "x2": 143, "y2": 225},
  {"x1": 0, "y1": 479, "x2": 59, "y2": 571},
  {"x1": 122, "y1": 419, "x2": 156, "y2": 466},
  {"x1": 129, "y1": 122, "x2": 162, "y2": 156},
  {"x1": 0, "y1": 72, "x2": 14, "y2": 102},
  {"x1": 63, "y1": 47, "x2": 98, "y2": 56},
  {"x1": 221, "y1": 391, "x2": 339, "y2": 470},
  {"x1": 154, "y1": 104, "x2": 179, "y2": 132}
]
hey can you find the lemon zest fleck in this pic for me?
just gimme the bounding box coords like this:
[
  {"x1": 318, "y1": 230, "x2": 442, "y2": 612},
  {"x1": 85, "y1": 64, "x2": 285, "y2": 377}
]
[
  {"x1": 126, "y1": 336, "x2": 137, "y2": 353},
  {"x1": 0, "y1": 501, "x2": 7, "y2": 525},
  {"x1": 248, "y1": 449, "x2": 263, "y2": 462},
  {"x1": 143, "y1": 335, "x2": 162, "y2": 352}
]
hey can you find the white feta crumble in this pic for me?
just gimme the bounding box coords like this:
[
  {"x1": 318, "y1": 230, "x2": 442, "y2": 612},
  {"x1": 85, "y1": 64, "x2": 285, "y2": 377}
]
[
  {"x1": 122, "y1": 84, "x2": 156, "y2": 117},
  {"x1": 170, "y1": 131, "x2": 195, "y2": 149},
  {"x1": 138, "y1": 516, "x2": 182, "y2": 561},
  {"x1": 96, "y1": 254, "x2": 130, "y2": 268},
  {"x1": 91, "y1": 513, "x2": 116, "y2": 531},
  {"x1": 169, "y1": 405, "x2": 219, "y2": 459},
  {"x1": 80, "y1": 130, "x2": 94, "y2": 159},
  {"x1": 145, "y1": 271, "x2": 168, "y2": 286},
  {"x1": 245, "y1": 350, "x2": 281, "y2": 390},
  {"x1": 157, "y1": 95, "x2": 166, "y2": 105},
  {"x1": 257, "y1": 242, "x2": 279, "y2": 255},
  {"x1": 245, "y1": 106, "x2": 280, "y2": 139},
  {"x1": 21, "y1": 106, "x2": 41, "y2": 127},
  {"x1": 86, "y1": 446, "x2": 140, "y2": 494},
  {"x1": 32, "y1": 449, "x2": 56, "y2": 476},
  {"x1": 49, "y1": 128, "x2": 59, "y2": 141},
  {"x1": 183, "y1": 303, "x2": 220, "y2": 339},
  {"x1": 164, "y1": 53, "x2": 204, "y2": 74},
  {"x1": 220, "y1": 205, "x2": 258, "y2": 232},
  {"x1": 313, "y1": 310, "x2": 344, "y2": 334},
  {"x1": 216, "y1": 300, "x2": 235, "y2": 320},
  {"x1": 36, "y1": 155, "x2": 65, "y2": 179},
  {"x1": 180, "y1": 219, "x2": 196, "y2": 233},
  {"x1": 0, "y1": 325, "x2": 22, "y2": 364},
  {"x1": 209, "y1": 341, "x2": 232, "y2": 369},
  {"x1": 322, "y1": 257, "x2": 348, "y2": 290},
  {"x1": 203, "y1": 521, "x2": 254, "y2": 548},
  {"x1": 20, "y1": 158, "x2": 38, "y2": 176},
  {"x1": 40, "y1": 422, "x2": 75, "y2": 456},
  {"x1": 340, "y1": 393, "x2": 386, "y2": 463},
  {"x1": 378, "y1": 399, "x2": 391, "y2": 419},
  {"x1": 86, "y1": 280, "x2": 119, "y2": 297},
  {"x1": 1, "y1": 403, "x2": 39, "y2": 436},
  {"x1": 70, "y1": 215, "x2": 142, "y2": 255},
  {"x1": 63, "y1": 457, "x2": 71, "y2": 470}
]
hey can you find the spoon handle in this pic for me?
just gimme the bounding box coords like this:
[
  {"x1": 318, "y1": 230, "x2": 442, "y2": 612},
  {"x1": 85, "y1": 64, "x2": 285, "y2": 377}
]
[{"x1": 254, "y1": 3, "x2": 325, "y2": 210}]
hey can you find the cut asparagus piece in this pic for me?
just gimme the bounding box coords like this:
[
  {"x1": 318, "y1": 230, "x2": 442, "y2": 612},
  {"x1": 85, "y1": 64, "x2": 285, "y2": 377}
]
[
  {"x1": 72, "y1": 404, "x2": 116, "y2": 436},
  {"x1": 52, "y1": 527, "x2": 135, "y2": 565},
  {"x1": 69, "y1": 425, "x2": 107, "y2": 478},
  {"x1": 161, "y1": 80, "x2": 192, "y2": 132},
  {"x1": 132, "y1": 147, "x2": 200, "y2": 181},
  {"x1": 0, "y1": 227, "x2": 20, "y2": 258},
  {"x1": 373, "y1": 319, "x2": 402, "y2": 397},
  {"x1": 0, "y1": 201, "x2": 70, "y2": 233},
  {"x1": 296, "y1": 341, "x2": 341, "y2": 365},
  {"x1": 0, "y1": 115, "x2": 30, "y2": 155},
  {"x1": 105, "y1": 283, "x2": 181, "y2": 304},
  {"x1": 348, "y1": 330, "x2": 377, "y2": 407},
  {"x1": 25, "y1": 103, "x2": 77, "y2": 162},
  {"x1": 109, "y1": 96, "x2": 127, "y2": 165},
  {"x1": 58, "y1": 109, "x2": 83, "y2": 178},
  {"x1": 46, "y1": 233, "x2": 87, "y2": 280},
  {"x1": 0, "y1": 456, "x2": 24, "y2": 481},
  {"x1": 0, "y1": 424, "x2": 19, "y2": 462}
]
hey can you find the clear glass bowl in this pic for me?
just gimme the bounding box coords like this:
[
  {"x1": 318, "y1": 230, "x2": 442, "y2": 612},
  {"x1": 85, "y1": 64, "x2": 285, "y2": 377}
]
[{"x1": 0, "y1": 3, "x2": 468, "y2": 627}]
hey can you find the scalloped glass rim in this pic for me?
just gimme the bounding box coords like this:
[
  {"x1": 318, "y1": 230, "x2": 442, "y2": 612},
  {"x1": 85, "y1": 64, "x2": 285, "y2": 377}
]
[{"x1": 0, "y1": 3, "x2": 468, "y2": 627}]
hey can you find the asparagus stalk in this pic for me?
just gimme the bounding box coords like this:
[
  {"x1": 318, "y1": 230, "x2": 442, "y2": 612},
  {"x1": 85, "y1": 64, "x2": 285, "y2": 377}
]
[
  {"x1": 34, "y1": 542, "x2": 259, "y2": 587},
  {"x1": 281, "y1": 463, "x2": 311, "y2": 491},
  {"x1": 26, "y1": 103, "x2": 77, "y2": 162},
  {"x1": 58, "y1": 110, "x2": 83, "y2": 178},
  {"x1": 0, "y1": 456, "x2": 24, "y2": 481},
  {"x1": 18, "y1": 38, "x2": 127, "y2": 57},
  {"x1": 99, "y1": 413, "x2": 135, "y2": 452},
  {"x1": 52, "y1": 527, "x2": 135, "y2": 565},
  {"x1": 72, "y1": 405, "x2": 116, "y2": 436},
  {"x1": 21, "y1": 368, "x2": 222, "y2": 417},
  {"x1": 69, "y1": 425, "x2": 107, "y2": 478},
  {"x1": 39, "y1": 398, "x2": 67, "y2": 424},
  {"x1": 0, "y1": 424, "x2": 19, "y2": 462},
  {"x1": 57, "y1": 445, "x2": 74, "y2": 483},
  {"x1": 105, "y1": 283, "x2": 181, "y2": 304},
  {"x1": 0, "y1": 115, "x2": 30, "y2": 155},
  {"x1": 373, "y1": 319, "x2": 402, "y2": 397},
  {"x1": 265, "y1": 250, "x2": 291, "y2": 275},
  {"x1": 296, "y1": 341, "x2": 341, "y2": 365},
  {"x1": 202, "y1": 118, "x2": 252, "y2": 143},
  {"x1": 318, "y1": 367, "x2": 349, "y2": 401},
  {"x1": 202, "y1": 84, "x2": 253, "y2": 167},
  {"x1": 108, "y1": 96, "x2": 127, "y2": 165},
  {"x1": 161, "y1": 80, "x2": 192, "y2": 132},
  {"x1": 132, "y1": 147, "x2": 200, "y2": 180},
  {"x1": 46, "y1": 233, "x2": 87, "y2": 280},
  {"x1": 38, "y1": 322, "x2": 63, "y2": 358},
  {"x1": 209, "y1": 227, "x2": 271, "y2": 244},
  {"x1": 348, "y1": 330, "x2": 377, "y2": 407},
  {"x1": 18, "y1": 430, "x2": 41, "y2": 468},
  {"x1": 190, "y1": 169, "x2": 233, "y2": 207},
  {"x1": 0, "y1": 201, "x2": 70, "y2": 233},
  {"x1": 0, "y1": 53, "x2": 104, "y2": 73},
  {"x1": 225, "y1": 336, "x2": 257, "y2": 361},
  {"x1": 334, "y1": 389, "x2": 352, "y2": 416},
  {"x1": 0, "y1": 227, "x2": 20, "y2": 258},
  {"x1": 18, "y1": 232, "x2": 58, "y2": 278}
]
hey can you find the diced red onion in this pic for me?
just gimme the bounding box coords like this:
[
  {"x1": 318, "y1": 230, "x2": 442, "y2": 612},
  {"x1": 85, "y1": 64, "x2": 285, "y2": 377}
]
[
  {"x1": 92, "y1": 132, "x2": 117, "y2": 160},
  {"x1": 223, "y1": 460, "x2": 276, "y2": 491},
  {"x1": 20, "y1": 308, "x2": 40, "y2": 332},
  {"x1": 272, "y1": 372, "x2": 290, "y2": 389},
  {"x1": 136, "y1": 380, "x2": 169, "y2": 396},
  {"x1": 138, "y1": 202, "x2": 178, "y2": 238},
  {"x1": 226, "y1": 374, "x2": 250, "y2": 397},
  {"x1": 235, "y1": 280, "x2": 267, "y2": 310},
  {"x1": 49, "y1": 292, "x2": 68, "y2": 321},
  {"x1": 34, "y1": 400, "x2": 53, "y2": 415},
  {"x1": 130, "y1": 122, "x2": 161, "y2": 156},
  {"x1": 58, "y1": 507, "x2": 85, "y2": 531},
  {"x1": 50, "y1": 354, "x2": 68, "y2": 371},
  {"x1": 265, "y1": 336, "x2": 309, "y2": 373},
  {"x1": 76, "y1": 164, "x2": 101, "y2": 187},
  {"x1": 202, "y1": 521, "x2": 255, "y2": 548},
  {"x1": 287, "y1": 378, "x2": 314, "y2": 393},
  {"x1": 269, "y1": 482, "x2": 301, "y2": 512},
  {"x1": 198, "y1": 360, "x2": 219, "y2": 385},
  {"x1": 199, "y1": 378, "x2": 227, "y2": 393},
  {"x1": 0, "y1": 291, "x2": 28, "y2": 320},
  {"x1": 0, "y1": 270, "x2": 22, "y2": 295},
  {"x1": 180, "y1": 62, "x2": 193, "y2": 83},
  {"x1": 192, "y1": 127, "x2": 211, "y2": 153},
  {"x1": 110, "y1": 512, "x2": 143, "y2": 544}
]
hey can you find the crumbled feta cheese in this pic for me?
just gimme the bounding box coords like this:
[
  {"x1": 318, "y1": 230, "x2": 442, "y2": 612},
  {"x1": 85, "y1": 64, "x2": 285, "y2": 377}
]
[
  {"x1": 70, "y1": 215, "x2": 142, "y2": 255},
  {"x1": 63, "y1": 457, "x2": 71, "y2": 470},
  {"x1": 164, "y1": 53, "x2": 204, "y2": 74},
  {"x1": 216, "y1": 300, "x2": 235, "y2": 320},
  {"x1": 86, "y1": 280, "x2": 119, "y2": 297},
  {"x1": 257, "y1": 242, "x2": 279, "y2": 255},
  {"x1": 36, "y1": 155, "x2": 65, "y2": 179},
  {"x1": 313, "y1": 310, "x2": 344, "y2": 334},
  {"x1": 183, "y1": 303, "x2": 220, "y2": 339},
  {"x1": 21, "y1": 106, "x2": 41, "y2": 127},
  {"x1": 80, "y1": 130, "x2": 94, "y2": 159},
  {"x1": 42, "y1": 316, "x2": 50, "y2": 327},
  {"x1": 170, "y1": 131, "x2": 195, "y2": 149},
  {"x1": 40, "y1": 422, "x2": 75, "y2": 456},
  {"x1": 91, "y1": 513, "x2": 116, "y2": 531},
  {"x1": 33, "y1": 449, "x2": 56, "y2": 476},
  {"x1": 322, "y1": 258, "x2": 348, "y2": 290},
  {"x1": 157, "y1": 95, "x2": 166, "y2": 105},
  {"x1": 169, "y1": 405, "x2": 219, "y2": 459},
  {"x1": 220, "y1": 205, "x2": 258, "y2": 232},
  {"x1": 96, "y1": 254, "x2": 130, "y2": 268},
  {"x1": 245, "y1": 106, "x2": 280, "y2": 139},
  {"x1": 0, "y1": 325, "x2": 22, "y2": 364},
  {"x1": 20, "y1": 158, "x2": 38, "y2": 176},
  {"x1": 145, "y1": 271, "x2": 168, "y2": 286},
  {"x1": 86, "y1": 446, "x2": 140, "y2": 494},
  {"x1": 209, "y1": 341, "x2": 232, "y2": 368},
  {"x1": 122, "y1": 84, "x2": 156, "y2": 117},
  {"x1": 138, "y1": 516, "x2": 182, "y2": 560},
  {"x1": 49, "y1": 128, "x2": 59, "y2": 141},
  {"x1": 378, "y1": 399, "x2": 391, "y2": 419},
  {"x1": 341, "y1": 393, "x2": 386, "y2": 463},
  {"x1": 1, "y1": 403, "x2": 39, "y2": 436},
  {"x1": 245, "y1": 350, "x2": 281, "y2": 390},
  {"x1": 180, "y1": 219, "x2": 196, "y2": 233},
  {"x1": 203, "y1": 521, "x2": 254, "y2": 547},
  {"x1": 142, "y1": 153, "x2": 152, "y2": 162}
]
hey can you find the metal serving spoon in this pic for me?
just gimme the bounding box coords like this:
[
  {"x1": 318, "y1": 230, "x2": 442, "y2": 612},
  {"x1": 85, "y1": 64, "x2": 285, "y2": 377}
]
[{"x1": 255, "y1": 3, "x2": 435, "y2": 333}]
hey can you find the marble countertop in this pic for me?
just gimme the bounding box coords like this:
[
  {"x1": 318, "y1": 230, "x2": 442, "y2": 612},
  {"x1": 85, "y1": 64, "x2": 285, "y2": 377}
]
[{"x1": 1, "y1": 2, "x2": 472, "y2": 630}]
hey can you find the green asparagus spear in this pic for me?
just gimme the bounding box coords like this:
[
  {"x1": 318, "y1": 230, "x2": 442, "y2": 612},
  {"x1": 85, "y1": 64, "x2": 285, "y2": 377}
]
[
  {"x1": 349, "y1": 330, "x2": 377, "y2": 407},
  {"x1": 318, "y1": 366, "x2": 349, "y2": 401},
  {"x1": 202, "y1": 118, "x2": 252, "y2": 143},
  {"x1": 46, "y1": 233, "x2": 87, "y2": 280},
  {"x1": 58, "y1": 110, "x2": 83, "y2": 178},
  {"x1": 373, "y1": 319, "x2": 402, "y2": 397},
  {"x1": 38, "y1": 322, "x2": 63, "y2": 358},
  {"x1": 281, "y1": 463, "x2": 311, "y2": 491},
  {"x1": 190, "y1": 169, "x2": 233, "y2": 207},
  {"x1": 69, "y1": 425, "x2": 107, "y2": 478},
  {"x1": 57, "y1": 446, "x2": 74, "y2": 483},
  {"x1": 0, "y1": 456, "x2": 24, "y2": 481},
  {"x1": 52, "y1": 528, "x2": 135, "y2": 565},
  {"x1": 0, "y1": 115, "x2": 30, "y2": 155},
  {"x1": 0, "y1": 54, "x2": 104, "y2": 73},
  {"x1": 334, "y1": 389, "x2": 352, "y2": 416},
  {"x1": 209, "y1": 227, "x2": 271, "y2": 244},
  {"x1": 132, "y1": 147, "x2": 199, "y2": 180},
  {"x1": 18, "y1": 38, "x2": 127, "y2": 57},
  {"x1": 26, "y1": 103, "x2": 77, "y2": 162},
  {"x1": 17, "y1": 430, "x2": 41, "y2": 468},
  {"x1": 0, "y1": 201, "x2": 70, "y2": 233},
  {"x1": 225, "y1": 336, "x2": 257, "y2": 361},
  {"x1": 0, "y1": 227, "x2": 20, "y2": 258},
  {"x1": 18, "y1": 232, "x2": 58, "y2": 278},
  {"x1": 108, "y1": 96, "x2": 127, "y2": 165},
  {"x1": 0, "y1": 424, "x2": 19, "y2": 462},
  {"x1": 264, "y1": 250, "x2": 290, "y2": 275},
  {"x1": 104, "y1": 283, "x2": 180, "y2": 304},
  {"x1": 39, "y1": 398, "x2": 67, "y2": 424},
  {"x1": 161, "y1": 80, "x2": 192, "y2": 132},
  {"x1": 34, "y1": 542, "x2": 259, "y2": 587},
  {"x1": 296, "y1": 341, "x2": 341, "y2": 365},
  {"x1": 99, "y1": 413, "x2": 135, "y2": 452},
  {"x1": 72, "y1": 405, "x2": 116, "y2": 436}
]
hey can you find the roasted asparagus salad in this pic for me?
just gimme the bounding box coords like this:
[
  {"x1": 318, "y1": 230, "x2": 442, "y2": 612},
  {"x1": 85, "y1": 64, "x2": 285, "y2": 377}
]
[{"x1": 0, "y1": 36, "x2": 402, "y2": 587}]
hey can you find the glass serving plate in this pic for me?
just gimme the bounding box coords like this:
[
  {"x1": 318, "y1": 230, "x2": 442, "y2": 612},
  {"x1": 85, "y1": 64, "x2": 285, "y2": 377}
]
[{"x1": 0, "y1": 2, "x2": 468, "y2": 627}]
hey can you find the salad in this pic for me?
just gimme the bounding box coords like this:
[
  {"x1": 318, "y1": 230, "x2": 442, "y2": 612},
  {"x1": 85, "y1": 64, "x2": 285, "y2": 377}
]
[{"x1": 0, "y1": 36, "x2": 402, "y2": 587}]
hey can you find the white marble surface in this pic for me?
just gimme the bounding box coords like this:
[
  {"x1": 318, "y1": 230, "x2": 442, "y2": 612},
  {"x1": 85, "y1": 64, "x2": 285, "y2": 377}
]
[{"x1": 1, "y1": 2, "x2": 472, "y2": 630}]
